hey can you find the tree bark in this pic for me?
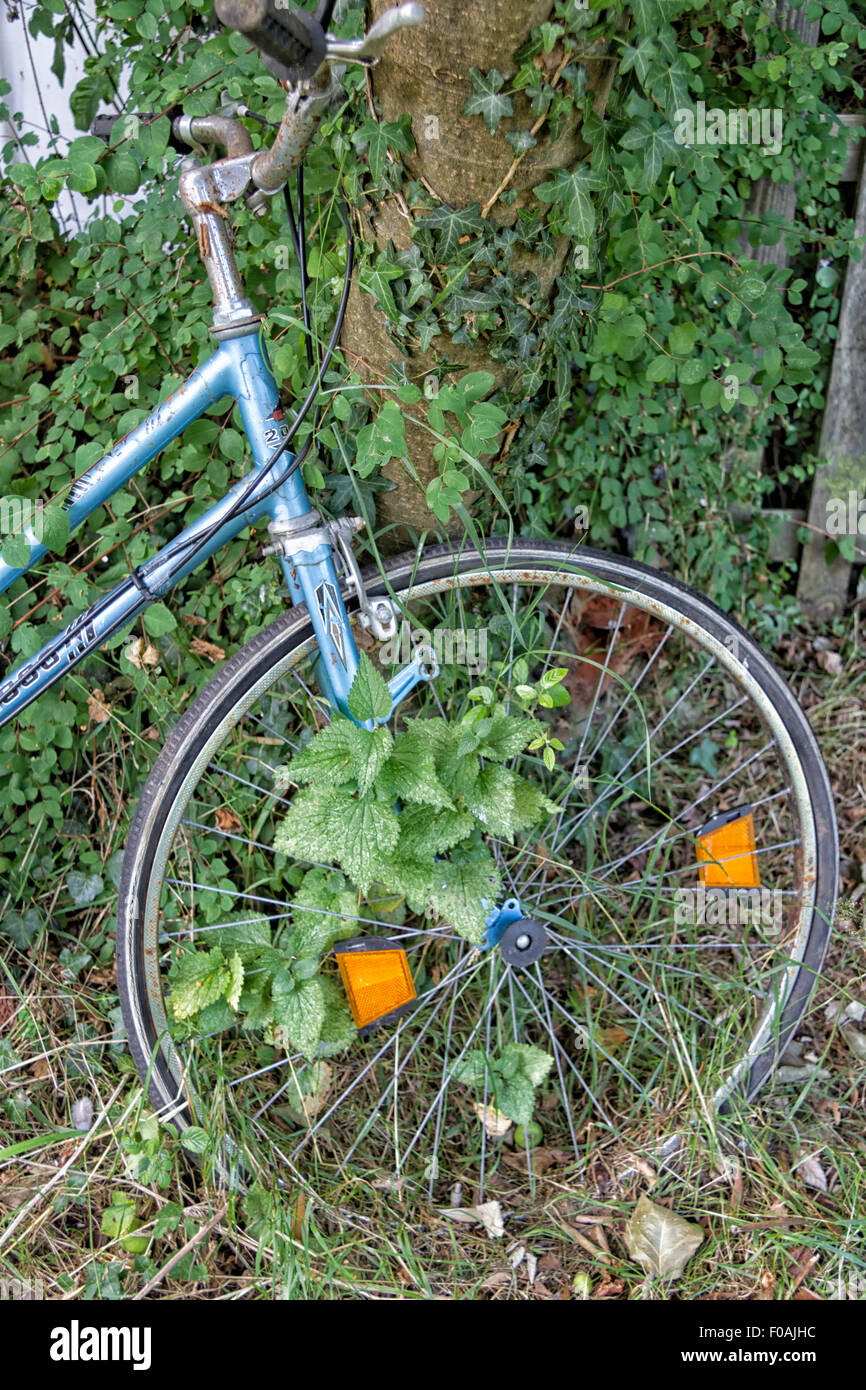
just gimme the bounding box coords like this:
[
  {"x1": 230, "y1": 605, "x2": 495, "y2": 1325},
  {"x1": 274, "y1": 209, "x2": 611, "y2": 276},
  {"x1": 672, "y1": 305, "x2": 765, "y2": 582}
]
[{"x1": 341, "y1": 0, "x2": 615, "y2": 539}]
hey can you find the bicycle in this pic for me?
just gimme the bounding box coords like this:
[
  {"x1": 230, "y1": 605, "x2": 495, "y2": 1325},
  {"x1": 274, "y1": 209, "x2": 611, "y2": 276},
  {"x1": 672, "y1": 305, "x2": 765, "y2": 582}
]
[{"x1": 0, "y1": 0, "x2": 838, "y2": 1203}]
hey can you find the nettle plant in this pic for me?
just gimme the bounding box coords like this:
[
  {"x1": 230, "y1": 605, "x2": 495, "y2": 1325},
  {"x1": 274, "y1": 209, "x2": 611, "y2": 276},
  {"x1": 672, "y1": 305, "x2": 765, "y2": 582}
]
[{"x1": 166, "y1": 654, "x2": 566, "y2": 1116}]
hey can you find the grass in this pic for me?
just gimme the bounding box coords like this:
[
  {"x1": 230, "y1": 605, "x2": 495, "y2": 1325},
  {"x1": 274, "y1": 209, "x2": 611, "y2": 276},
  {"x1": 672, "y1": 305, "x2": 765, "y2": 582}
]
[{"x1": 0, "y1": 602, "x2": 864, "y2": 1302}]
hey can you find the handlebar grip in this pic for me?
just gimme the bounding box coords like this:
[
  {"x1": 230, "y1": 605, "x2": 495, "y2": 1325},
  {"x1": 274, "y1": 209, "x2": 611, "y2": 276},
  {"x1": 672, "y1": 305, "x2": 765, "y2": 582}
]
[
  {"x1": 214, "y1": 0, "x2": 325, "y2": 79},
  {"x1": 90, "y1": 112, "x2": 186, "y2": 150}
]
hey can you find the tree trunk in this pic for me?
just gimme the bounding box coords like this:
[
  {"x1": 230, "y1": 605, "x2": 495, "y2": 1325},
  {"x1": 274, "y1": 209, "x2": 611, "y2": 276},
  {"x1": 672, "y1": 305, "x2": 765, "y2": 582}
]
[{"x1": 341, "y1": 0, "x2": 615, "y2": 539}]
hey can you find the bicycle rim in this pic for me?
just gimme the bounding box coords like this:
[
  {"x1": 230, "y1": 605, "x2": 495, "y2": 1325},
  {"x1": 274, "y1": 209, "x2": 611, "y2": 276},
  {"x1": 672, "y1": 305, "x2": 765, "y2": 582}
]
[{"x1": 117, "y1": 540, "x2": 837, "y2": 1200}]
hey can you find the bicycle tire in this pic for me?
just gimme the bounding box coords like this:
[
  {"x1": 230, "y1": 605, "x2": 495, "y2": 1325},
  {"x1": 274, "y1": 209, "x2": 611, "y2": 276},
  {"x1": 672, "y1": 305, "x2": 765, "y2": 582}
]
[{"x1": 117, "y1": 538, "x2": 837, "y2": 1196}]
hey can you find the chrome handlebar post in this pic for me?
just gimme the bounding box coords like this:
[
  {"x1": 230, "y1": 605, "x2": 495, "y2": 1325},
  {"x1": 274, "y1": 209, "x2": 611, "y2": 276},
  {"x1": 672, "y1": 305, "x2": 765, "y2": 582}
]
[{"x1": 174, "y1": 4, "x2": 424, "y2": 336}]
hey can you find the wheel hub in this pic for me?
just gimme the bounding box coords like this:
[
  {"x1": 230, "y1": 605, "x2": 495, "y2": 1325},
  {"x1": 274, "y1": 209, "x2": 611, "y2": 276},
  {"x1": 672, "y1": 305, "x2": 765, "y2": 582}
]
[{"x1": 499, "y1": 917, "x2": 548, "y2": 967}]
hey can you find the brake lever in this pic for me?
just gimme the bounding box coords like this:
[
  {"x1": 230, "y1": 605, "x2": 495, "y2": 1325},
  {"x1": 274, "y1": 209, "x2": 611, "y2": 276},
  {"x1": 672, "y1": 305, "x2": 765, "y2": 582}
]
[{"x1": 324, "y1": 1, "x2": 424, "y2": 64}]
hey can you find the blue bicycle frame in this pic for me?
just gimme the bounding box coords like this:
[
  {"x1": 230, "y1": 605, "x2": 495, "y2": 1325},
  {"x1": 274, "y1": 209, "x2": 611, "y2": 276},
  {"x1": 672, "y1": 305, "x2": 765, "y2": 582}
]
[{"x1": 0, "y1": 326, "x2": 426, "y2": 728}]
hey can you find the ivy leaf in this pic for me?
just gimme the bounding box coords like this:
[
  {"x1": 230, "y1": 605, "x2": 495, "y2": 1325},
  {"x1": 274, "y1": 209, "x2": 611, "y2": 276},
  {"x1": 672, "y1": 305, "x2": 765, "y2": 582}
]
[
  {"x1": 618, "y1": 35, "x2": 658, "y2": 84},
  {"x1": 358, "y1": 257, "x2": 405, "y2": 323},
  {"x1": 620, "y1": 120, "x2": 680, "y2": 185},
  {"x1": 348, "y1": 652, "x2": 392, "y2": 723},
  {"x1": 624, "y1": 1193, "x2": 704, "y2": 1281},
  {"x1": 533, "y1": 167, "x2": 603, "y2": 241},
  {"x1": 645, "y1": 56, "x2": 690, "y2": 119},
  {"x1": 68, "y1": 871, "x2": 103, "y2": 906},
  {"x1": 353, "y1": 117, "x2": 414, "y2": 182},
  {"x1": 463, "y1": 68, "x2": 513, "y2": 134},
  {"x1": 420, "y1": 203, "x2": 485, "y2": 259}
]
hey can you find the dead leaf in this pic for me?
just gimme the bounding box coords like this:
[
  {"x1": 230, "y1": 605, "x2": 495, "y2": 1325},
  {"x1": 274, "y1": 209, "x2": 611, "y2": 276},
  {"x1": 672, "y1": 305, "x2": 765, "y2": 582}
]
[
  {"x1": 124, "y1": 637, "x2": 160, "y2": 669},
  {"x1": 87, "y1": 689, "x2": 112, "y2": 724},
  {"x1": 596, "y1": 1024, "x2": 629, "y2": 1049},
  {"x1": 501, "y1": 1144, "x2": 565, "y2": 1175},
  {"x1": 794, "y1": 1152, "x2": 828, "y2": 1192},
  {"x1": 754, "y1": 1269, "x2": 776, "y2": 1300},
  {"x1": 215, "y1": 806, "x2": 242, "y2": 832},
  {"x1": 815, "y1": 649, "x2": 843, "y2": 676},
  {"x1": 473, "y1": 1199, "x2": 505, "y2": 1240},
  {"x1": 0, "y1": 989, "x2": 15, "y2": 1026},
  {"x1": 624, "y1": 1193, "x2": 704, "y2": 1281},
  {"x1": 473, "y1": 1102, "x2": 511, "y2": 1137},
  {"x1": 595, "y1": 1273, "x2": 625, "y2": 1298},
  {"x1": 844, "y1": 1029, "x2": 866, "y2": 1062},
  {"x1": 190, "y1": 636, "x2": 226, "y2": 663}
]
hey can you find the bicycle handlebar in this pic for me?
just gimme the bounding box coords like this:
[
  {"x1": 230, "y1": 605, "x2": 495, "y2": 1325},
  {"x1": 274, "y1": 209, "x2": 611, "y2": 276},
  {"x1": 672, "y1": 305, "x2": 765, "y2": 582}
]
[{"x1": 214, "y1": 0, "x2": 326, "y2": 82}]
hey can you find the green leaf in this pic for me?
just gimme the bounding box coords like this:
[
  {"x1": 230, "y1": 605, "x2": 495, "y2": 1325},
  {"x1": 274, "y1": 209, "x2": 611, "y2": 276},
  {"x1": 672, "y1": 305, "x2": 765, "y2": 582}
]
[
  {"x1": 339, "y1": 798, "x2": 401, "y2": 892},
  {"x1": 420, "y1": 204, "x2": 485, "y2": 259},
  {"x1": 379, "y1": 723, "x2": 454, "y2": 809},
  {"x1": 668, "y1": 322, "x2": 697, "y2": 355},
  {"x1": 354, "y1": 117, "x2": 414, "y2": 181},
  {"x1": 291, "y1": 867, "x2": 359, "y2": 954},
  {"x1": 142, "y1": 603, "x2": 176, "y2": 637},
  {"x1": 347, "y1": 652, "x2": 392, "y2": 723},
  {"x1": 170, "y1": 948, "x2": 233, "y2": 1020},
  {"x1": 493, "y1": 1071, "x2": 536, "y2": 1126},
  {"x1": 463, "y1": 68, "x2": 513, "y2": 134},
  {"x1": 358, "y1": 258, "x2": 405, "y2": 323},
  {"x1": 68, "y1": 871, "x2": 103, "y2": 906},
  {"x1": 2, "y1": 534, "x2": 30, "y2": 569},
  {"x1": 287, "y1": 718, "x2": 392, "y2": 793},
  {"x1": 354, "y1": 400, "x2": 407, "y2": 476},
  {"x1": 475, "y1": 709, "x2": 535, "y2": 762},
  {"x1": 105, "y1": 152, "x2": 141, "y2": 196},
  {"x1": 427, "y1": 852, "x2": 501, "y2": 944},
  {"x1": 206, "y1": 914, "x2": 271, "y2": 961},
  {"x1": 271, "y1": 972, "x2": 326, "y2": 1058},
  {"x1": 505, "y1": 1042, "x2": 555, "y2": 1088},
  {"x1": 397, "y1": 805, "x2": 475, "y2": 860},
  {"x1": 534, "y1": 167, "x2": 603, "y2": 241},
  {"x1": 39, "y1": 504, "x2": 70, "y2": 552}
]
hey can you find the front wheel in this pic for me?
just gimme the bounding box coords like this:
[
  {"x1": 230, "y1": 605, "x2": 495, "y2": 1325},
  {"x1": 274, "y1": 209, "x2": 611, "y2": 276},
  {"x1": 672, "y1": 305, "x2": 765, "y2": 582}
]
[{"x1": 117, "y1": 539, "x2": 837, "y2": 1201}]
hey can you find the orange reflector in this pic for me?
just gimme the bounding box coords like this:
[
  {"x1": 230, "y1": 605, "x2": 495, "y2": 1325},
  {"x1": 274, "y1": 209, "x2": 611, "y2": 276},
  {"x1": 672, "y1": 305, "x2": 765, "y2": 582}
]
[
  {"x1": 335, "y1": 939, "x2": 417, "y2": 1031},
  {"x1": 697, "y1": 806, "x2": 760, "y2": 888}
]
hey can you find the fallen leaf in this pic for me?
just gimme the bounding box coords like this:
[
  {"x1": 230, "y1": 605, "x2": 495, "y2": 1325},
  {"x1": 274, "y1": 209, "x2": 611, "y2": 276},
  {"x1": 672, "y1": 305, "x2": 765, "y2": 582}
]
[
  {"x1": 124, "y1": 637, "x2": 160, "y2": 669},
  {"x1": 473, "y1": 1102, "x2": 511, "y2": 1137},
  {"x1": 215, "y1": 806, "x2": 242, "y2": 833},
  {"x1": 624, "y1": 1193, "x2": 704, "y2": 1281},
  {"x1": 190, "y1": 636, "x2": 226, "y2": 663},
  {"x1": 815, "y1": 649, "x2": 843, "y2": 676},
  {"x1": 87, "y1": 689, "x2": 112, "y2": 724},
  {"x1": 596, "y1": 1024, "x2": 629, "y2": 1049},
  {"x1": 844, "y1": 1030, "x2": 866, "y2": 1062},
  {"x1": 794, "y1": 1152, "x2": 828, "y2": 1192},
  {"x1": 595, "y1": 1273, "x2": 625, "y2": 1298},
  {"x1": 825, "y1": 998, "x2": 866, "y2": 1025},
  {"x1": 473, "y1": 1199, "x2": 505, "y2": 1239}
]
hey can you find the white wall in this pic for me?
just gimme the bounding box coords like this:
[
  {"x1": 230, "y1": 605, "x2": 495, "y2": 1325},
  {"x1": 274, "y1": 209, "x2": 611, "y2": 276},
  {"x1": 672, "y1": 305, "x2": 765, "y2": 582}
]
[{"x1": 0, "y1": 3, "x2": 121, "y2": 230}]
